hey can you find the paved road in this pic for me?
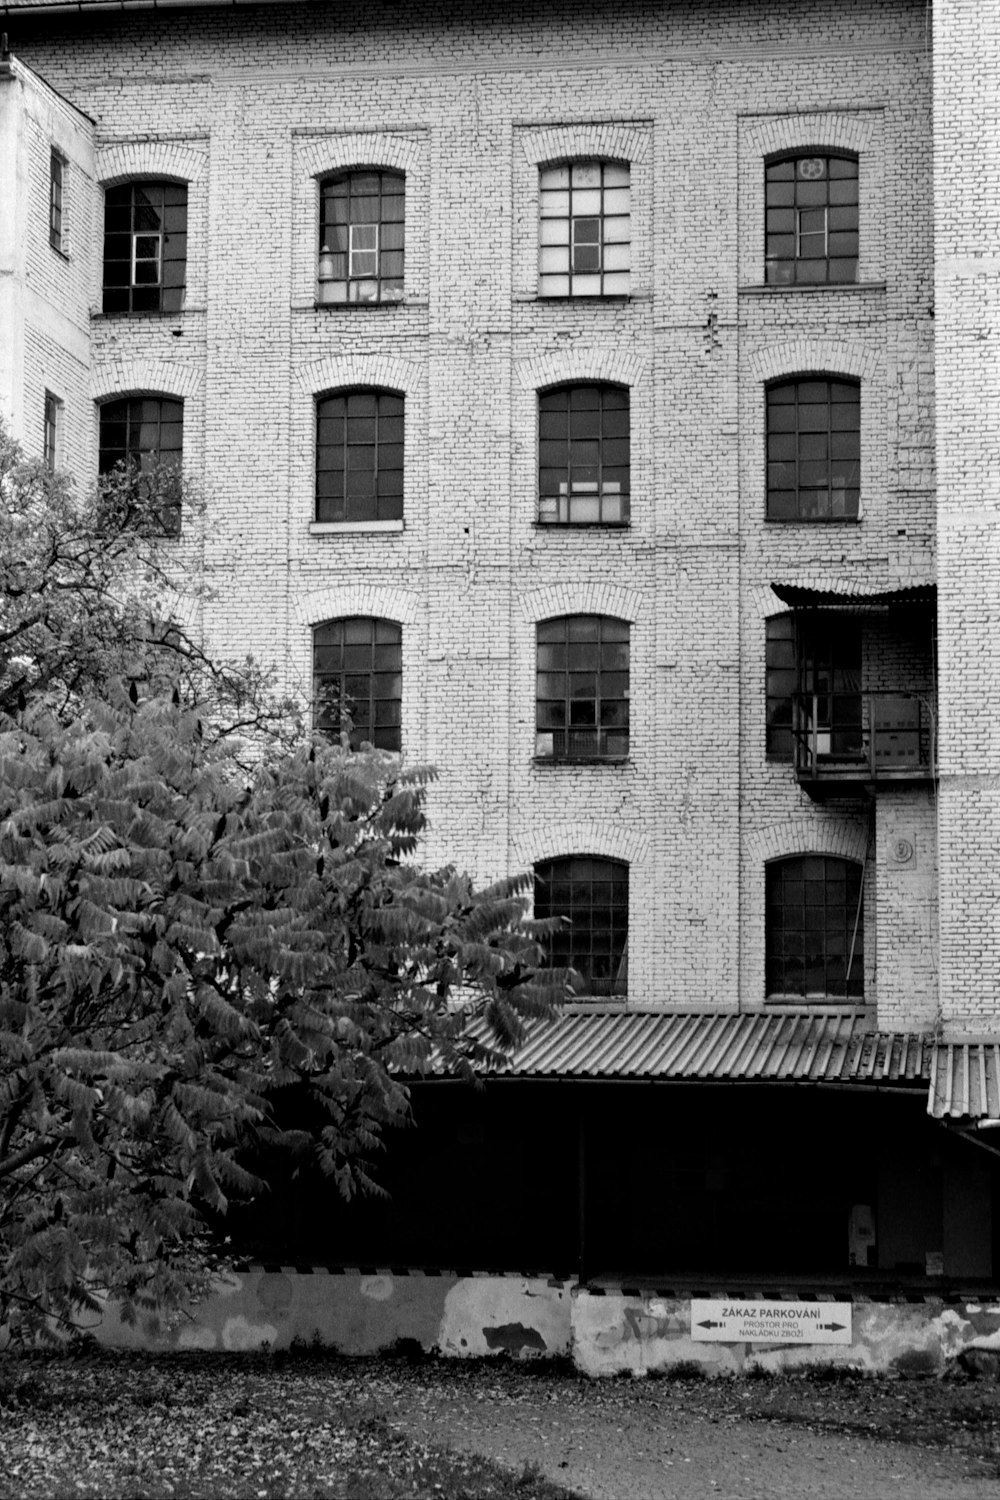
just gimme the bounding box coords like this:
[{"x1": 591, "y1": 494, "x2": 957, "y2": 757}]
[{"x1": 387, "y1": 1382, "x2": 1000, "y2": 1499}]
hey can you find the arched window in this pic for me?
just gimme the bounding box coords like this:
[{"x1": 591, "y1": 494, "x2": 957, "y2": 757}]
[
  {"x1": 313, "y1": 617, "x2": 402, "y2": 751},
  {"x1": 98, "y1": 396, "x2": 184, "y2": 534},
  {"x1": 316, "y1": 389, "x2": 404, "y2": 523},
  {"x1": 539, "y1": 161, "x2": 630, "y2": 297},
  {"x1": 538, "y1": 384, "x2": 629, "y2": 525},
  {"x1": 766, "y1": 378, "x2": 860, "y2": 521},
  {"x1": 536, "y1": 616, "x2": 629, "y2": 760},
  {"x1": 102, "y1": 181, "x2": 187, "y2": 314},
  {"x1": 765, "y1": 153, "x2": 858, "y2": 285},
  {"x1": 766, "y1": 855, "x2": 864, "y2": 1000},
  {"x1": 534, "y1": 856, "x2": 628, "y2": 997},
  {"x1": 318, "y1": 170, "x2": 404, "y2": 304}
]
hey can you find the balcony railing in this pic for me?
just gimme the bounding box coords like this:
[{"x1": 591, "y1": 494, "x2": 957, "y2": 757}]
[{"x1": 792, "y1": 690, "x2": 935, "y2": 793}]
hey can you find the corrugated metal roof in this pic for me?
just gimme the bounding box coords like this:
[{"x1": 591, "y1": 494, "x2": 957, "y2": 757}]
[
  {"x1": 471, "y1": 1009, "x2": 932, "y2": 1085},
  {"x1": 929, "y1": 1042, "x2": 1000, "y2": 1120},
  {"x1": 770, "y1": 582, "x2": 936, "y2": 610}
]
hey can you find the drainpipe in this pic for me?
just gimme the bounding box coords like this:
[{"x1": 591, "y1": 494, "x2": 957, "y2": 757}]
[{"x1": 577, "y1": 1102, "x2": 587, "y2": 1285}]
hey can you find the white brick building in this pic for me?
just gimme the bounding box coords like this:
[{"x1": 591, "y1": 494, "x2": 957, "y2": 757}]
[{"x1": 3, "y1": 0, "x2": 1000, "y2": 1297}]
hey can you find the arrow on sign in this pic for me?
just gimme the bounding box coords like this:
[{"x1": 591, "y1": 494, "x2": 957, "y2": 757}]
[
  {"x1": 820, "y1": 1322, "x2": 846, "y2": 1332},
  {"x1": 697, "y1": 1319, "x2": 723, "y2": 1329}
]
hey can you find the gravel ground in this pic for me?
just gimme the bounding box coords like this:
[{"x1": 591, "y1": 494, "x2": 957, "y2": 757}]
[
  {"x1": 3, "y1": 1351, "x2": 1000, "y2": 1499},
  {"x1": 378, "y1": 1361, "x2": 1000, "y2": 1500}
]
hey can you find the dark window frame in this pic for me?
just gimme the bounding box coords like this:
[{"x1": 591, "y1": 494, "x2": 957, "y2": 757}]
[
  {"x1": 97, "y1": 395, "x2": 184, "y2": 535},
  {"x1": 49, "y1": 150, "x2": 65, "y2": 254},
  {"x1": 102, "y1": 180, "x2": 188, "y2": 315},
  {"x1": 765, "y1": 152, "x2": 859, "y2": 286},
  {"x1": 766, "y1": 377, "x2": 861, "y2": 521},
  {"x1": 538, "y1": 383, "x2": 630, "y2": 526},
  {"x1": 538, "y1": 159, "x2": 630, "y2": 298},
  {"x1": 534, "y1": 855, "x2": 629, "y2": 998},
  {"x1": 43, "y1": 390, "x2": 61, "y2": 472},
  {"x1": 315, "y1": 388, "x2": 405, "y2": 524},
  {"x1": 765, "y1": 854, "x2": 865, "y2": 1001},
  {"x1": 766, "y1": 615, "x2": 863, "y2": 763},
  {"x1": 312, "y1": 617, "x2": 402, "y2": 752},
  {"x1": 536, "y1": 615, "x2": 630, "y2": 761},
  {"x1": 318, "y1": 169, "x2": 405, "y2": 305}
]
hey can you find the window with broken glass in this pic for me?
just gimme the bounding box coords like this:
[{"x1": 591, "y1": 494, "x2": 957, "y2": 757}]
[
  {"x1": 313, "y1": 617, "x2": 402, "y2": 751},
  {"x1": 765, "y1": 154, "x2": 858, "y2": 285},
  {"x1": 102, "y1": 181, "x2": 187, "y2": 314},
  {"x1": 538, "y1": 385, "x2": 629, "y2": 525},
  {"x1": 766, "y1": 855, "x2": 864, "y2": 1000},
  {"x1": 536, "y1": 616, "x2": 629, "y2": 761},
  {"x1": 318, "y1": 171, "x2": 404, "y2": 304},
  {"x1": 538, "y1": 161, "x2": 630, "y2": 296},
  {"x1": 534, "y1": 856, "x2": 628, "y2": 998},
  {"x1": 766, "y1": 379, "x2": 860, "y2": 520}
]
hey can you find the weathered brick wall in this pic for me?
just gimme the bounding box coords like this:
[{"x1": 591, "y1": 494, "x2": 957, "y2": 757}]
[
  {"x1": 934, "y1": 0, "x2": 1000, "y2": 1034},
  {"x1": 9, "y1": 0, "x2": 937, "y2": 1022},
  {"x1": 0, "y1": 59, "x2": 95, "y2": 481}
]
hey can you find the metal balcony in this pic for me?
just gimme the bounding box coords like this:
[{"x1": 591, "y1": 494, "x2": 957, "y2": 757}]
[{"x1": 793, "y1": 690, "x2": 936, "y2": 798}]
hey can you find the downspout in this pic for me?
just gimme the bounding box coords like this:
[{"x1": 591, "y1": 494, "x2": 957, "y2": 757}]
[{"x1": 846, "y1": 797, "x2": 875, "y2": 987}]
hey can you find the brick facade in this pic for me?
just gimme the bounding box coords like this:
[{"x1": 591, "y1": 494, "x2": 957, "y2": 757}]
[{"x1": 2, "y1": 0, "x2": 967, "y2": 1032}]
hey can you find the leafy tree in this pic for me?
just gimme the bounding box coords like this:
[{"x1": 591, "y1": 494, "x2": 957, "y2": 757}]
[
  {"x1": 0, "y1": 425, "x2": 274, "y2": 732},
  {"x1": 0, "y1": 430, "x2": 563, "y2": 1342}
]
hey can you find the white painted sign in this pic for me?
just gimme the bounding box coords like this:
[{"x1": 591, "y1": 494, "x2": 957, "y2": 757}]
[{"x1": 691, "y1": 1299, "x2": 852, "y2": 1344}]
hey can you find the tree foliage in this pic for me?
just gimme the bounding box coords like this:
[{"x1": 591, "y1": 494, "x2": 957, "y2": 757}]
[
  {"x1": 0, "y1": 429, "x2": 564, "y2": 1341},
  {"x1": 0, "y1": 427, "x2": 275, "y2": 733}
]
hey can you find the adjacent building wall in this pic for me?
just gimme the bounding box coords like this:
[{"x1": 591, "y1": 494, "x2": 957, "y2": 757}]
[
  {"x1": 934, "y1": 0, "x2": 1000, "y2": 1035},
  {"x1": 0, "y1": 56, "x2": 95, "y2": 479}
]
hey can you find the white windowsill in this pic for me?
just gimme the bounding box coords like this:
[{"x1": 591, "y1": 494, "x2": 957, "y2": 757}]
[
  {"x1": 309, "y1": 520, "x2": 405, "y2": 535},
  {"x1": 739, "y1": 282, "x2": 886, "y2": 295}
]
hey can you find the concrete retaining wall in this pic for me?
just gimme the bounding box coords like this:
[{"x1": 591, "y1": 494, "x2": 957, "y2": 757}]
[{"x1": 89, "y1": 1270, "x2": 1000, "y2": 1377}]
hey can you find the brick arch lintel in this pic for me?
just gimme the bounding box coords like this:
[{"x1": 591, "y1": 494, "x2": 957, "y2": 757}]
[
  {"x1": 511, "y1": 823, "x2": 648, "y2": 870},
  {"x1": 91, "y1": 360, "x2": 202, "y2": 402},
  {"x1": 294, "y1": 583, "x2": 420, "y2": 630},
  {"x1": 742, "y1": 110, "x2": 879, "y2": 163},
  {"x1": 521, "y1": 120, "x2": 651, "y2": 168},
  {"x1": 748, "y1": 339, "x2": 879, "y2": 386},
  {"x1": 97, "y1": 138, "x2": 208, "y2": 187},
  {"x1": 516, "y1": 580, "x2": 642, "y2": 625},
  {"x1": 299, "y1": 132, "x2": 424, "y2": 181},
  {"x1": 517, "y1": 347, "x2": 645, "y2": 393},
  {"x1": 295, "y1": 354, "x2": 419, "y2": 398},
  {"x1": 747, "y1": 816, "x2": 870, "y2": 868}
]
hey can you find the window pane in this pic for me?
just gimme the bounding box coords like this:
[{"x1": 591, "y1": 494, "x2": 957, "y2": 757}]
[
  {"x1": 535, "y1": 855, "x2": 628, "y2": 995},
  {"x1": 318, "y1": 171, "x2": 406, "y2": 302}
]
